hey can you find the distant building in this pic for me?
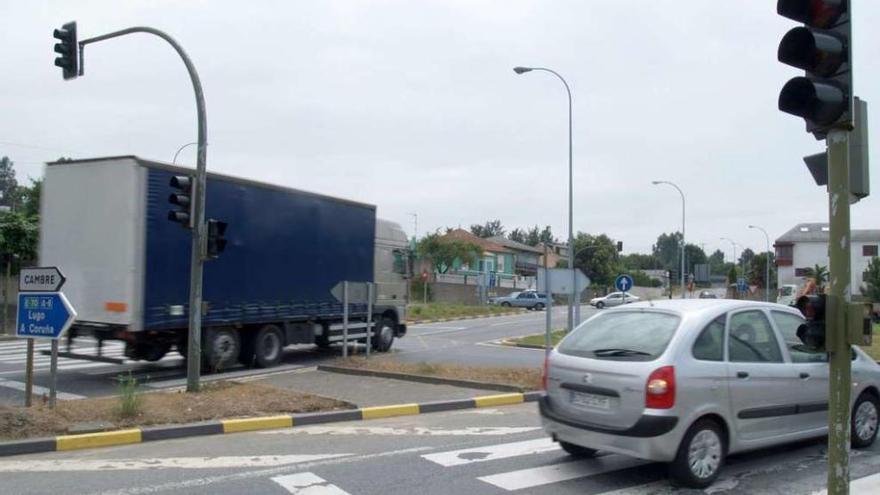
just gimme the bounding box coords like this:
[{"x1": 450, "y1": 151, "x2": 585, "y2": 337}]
[
  {"x1": 775, "y1": 222, "x2": 880, "y2": 292},
  {"x1": 487, "y1": 236, "x2": 544, "y2": 276}
]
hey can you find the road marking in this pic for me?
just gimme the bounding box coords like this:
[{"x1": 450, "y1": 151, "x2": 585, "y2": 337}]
[
  {"x1": 91, "y1": 447, "x2": 433, "y2": 495},
  {"x1": 590, "y1": 481, "x2": 671, "y2": 495},
  {"x1": 0, "y1": 454, "x2": 351, "y2": 472},
  {"x1": 271, "y1": 472, "x2": 352, "y2": 494},
  {"x1": 259, "y1": 426, "x2": 541, "y2": 436},
  {"x1": 475, "y1": 341, "x2": 544, "y2": 352},
  {"x1": 0, "y1": 377, "x2": 85, "y2": 400},
  {"x1": 477, "y1": 454, "x2": 649, "y2": 491},
  {"x1": 421, "y1": 438, "x2": 558, "y2": 467},
  {"x1": 811, "y1": 471, "x2": 880, "y2": 495}
]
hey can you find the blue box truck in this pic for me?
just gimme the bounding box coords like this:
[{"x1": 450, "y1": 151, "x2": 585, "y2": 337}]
[{"x1": 39, "y1": 156, "x2": 409, "y2": 369}]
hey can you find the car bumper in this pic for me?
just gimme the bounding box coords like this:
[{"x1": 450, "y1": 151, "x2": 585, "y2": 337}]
[{"x1": 539, "y1": 395, "x2": 680, "y2": 462}]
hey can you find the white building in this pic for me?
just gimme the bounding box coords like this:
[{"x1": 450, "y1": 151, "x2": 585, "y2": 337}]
[{"x1": 775, "y1": 223, "x2": 880, "y2": 292}]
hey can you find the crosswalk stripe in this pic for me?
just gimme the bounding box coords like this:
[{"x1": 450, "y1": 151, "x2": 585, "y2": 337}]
[
  {"x1": 0, "y1": 377, "x2": 85, "y2": 400},
  {"x1": 0, "y1": 454, "x2": 351, "y2": 472},
  {"x1": 271, "y1": 472, "x2": 352, "y2": 495},
  {"x1": 477, "y1": 454, "x2": 649, "y2": 491},
  {"x1": 0, "y1": 350, "x2": 127, "y2": 364},
  {"x1": 421, "y1": 438, "x2": 559, "y2": 467}
]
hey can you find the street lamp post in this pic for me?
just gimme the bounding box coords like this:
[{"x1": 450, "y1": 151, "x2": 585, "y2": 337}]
[
  {"x1": 652, "y1": 181, "x2": 686, "y2": 298},
  {"x1": 721, "y1": 237, "x2": 740, "y2": 295},
  {"x1": 172, "y1": 142, "x2": 198, "y2": 164},
  {"x1": 749, "y1": 225, "x2": 772, "y2": 302},
  {"x1": 513, "y1": 66, "x2": 576, "y2": 331}
]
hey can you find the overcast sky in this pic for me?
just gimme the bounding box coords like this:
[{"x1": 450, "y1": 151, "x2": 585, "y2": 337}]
[{"x1": 2, "y1": 1, "x2": 879, "y2": 258}]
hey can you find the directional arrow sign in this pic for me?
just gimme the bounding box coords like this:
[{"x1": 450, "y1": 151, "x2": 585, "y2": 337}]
[
  {"x1": 615, "y1": 274, "x2": 634, "y2": 293},
  {"x1": 19, "y1": 266, "x2": 66, "y2": 292},
  {"x1": 16, "y1": 292, "x2": 77, "y2": 340},
  {"x1": 538, "y1": 268, "x2": 590, "y2": 295},
  {"x1": 330, "y1": 281, "x2": 375, "y2": 304}
]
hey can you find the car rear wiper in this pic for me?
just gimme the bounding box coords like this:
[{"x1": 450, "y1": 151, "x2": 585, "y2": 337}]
[{"x1": 590, "y1": 348, "x2": 652, "y2": 357}]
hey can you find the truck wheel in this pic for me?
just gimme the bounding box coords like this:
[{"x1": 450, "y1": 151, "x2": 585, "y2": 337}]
[
  {"x1": 254, "y1": 325, "x2": 284, "y2": 368},
  {"x1": 204, "y1": 328, "x2": 241, "y2": 371},
  {"x1": 142, "y1": 343, "x2": 170, "y2": 362},
  {"x1": 372, "y1": 318, "x2": 395, "y2": 352}
]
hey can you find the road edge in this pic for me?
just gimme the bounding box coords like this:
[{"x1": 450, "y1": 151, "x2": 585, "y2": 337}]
[
  {"x1": 316, "y1": 364, "x2": 526, "y2": 392},
  {"x1": 404, "y1": 308, "x2": 528, "y2": 325},
  {"x1": 0, "y1": 391, "x2": 543, "y2": 458}
]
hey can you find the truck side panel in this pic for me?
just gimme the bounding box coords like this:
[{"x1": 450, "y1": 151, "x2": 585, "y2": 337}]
[{"x1": 142, "y1": 166, "x2": 376, "y2": 330}]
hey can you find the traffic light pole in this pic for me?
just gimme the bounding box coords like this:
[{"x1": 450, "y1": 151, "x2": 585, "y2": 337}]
[
  {"x1": 79, "y1": 27, "x2": 208, "y2": 393},
  {"x1": 826, "y1": 129, "x2": 852, "y2": 495}
]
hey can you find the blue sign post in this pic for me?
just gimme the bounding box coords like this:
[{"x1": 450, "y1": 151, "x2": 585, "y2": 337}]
[
  {"x1": 16, "y1": 292, "x2": 77, "y2": 339},
  {"x1": 615, "y1": 274, "x2": 634, "y2": 293},
  {"x1": 737, "y1": 278, "x2": 748, "y2": 294}
]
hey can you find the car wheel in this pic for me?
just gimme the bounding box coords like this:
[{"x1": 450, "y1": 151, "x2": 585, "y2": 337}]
[
  {"x1": 254, "y1": 324, "x2": 284, "y2": 368},
  {"x1": 501, "y1": 302, "x2": 511, "y2": 307},
  {"x1": 558, "y1": 441, "x2": 598, "y2": 458},
  {"x1": 372, "y1": 317, "x2": 395, "y2": 352},
  {"x1": 852, "y1": 392, "x2": 880, "y2": 448},
  {"x1": 534, "y1": 302, "x2": 545, "y2": 310},
  {"x1": 669, "y1": 419, "x2": 725, "y2": 488},
  {"x1": 596, "y1": 301, "x2": 605, "y2": 309}
]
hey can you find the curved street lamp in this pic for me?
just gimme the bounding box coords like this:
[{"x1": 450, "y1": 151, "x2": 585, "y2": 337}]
[
  {"x1": 652, "y1": 181, "x2": 686, "y2": 298},
  {"x1": 513, "y1": 66, "x2": 576, "y2": 331},
  {"x1": 172, "y1": 141, "x2": 198, "y2": 164}
]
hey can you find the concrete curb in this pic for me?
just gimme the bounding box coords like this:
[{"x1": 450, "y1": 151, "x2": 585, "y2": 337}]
[
  {"x1": 316, "y1": 364, "x2": 525, "y2": 393},
  {"x1": 0, "y1": 392, "x2": 542, "y2": 458},
  {"x1": 405, "y1": 309, "x2": 526, "y2": 326}
]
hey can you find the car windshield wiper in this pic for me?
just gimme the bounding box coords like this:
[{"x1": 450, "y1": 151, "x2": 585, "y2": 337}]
[{"x1": 590, "y1": 348, "x2": 652, "y2": 357}]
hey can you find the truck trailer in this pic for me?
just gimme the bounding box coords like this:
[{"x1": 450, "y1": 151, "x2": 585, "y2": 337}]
[{"x1": 39, "y1": 156, "x2": 409, "y2": 369}]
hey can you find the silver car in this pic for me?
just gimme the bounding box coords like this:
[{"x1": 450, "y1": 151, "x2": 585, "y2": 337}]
[
  {"x1": 540, "y1": 299, "x2": 880, "y2": 488},
  {"x1": 589, "y1": 291, "x2": 640, "y2": 309}
]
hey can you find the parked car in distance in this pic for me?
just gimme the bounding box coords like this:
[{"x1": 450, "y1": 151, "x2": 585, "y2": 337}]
[
  {"x1": 489, "y1": 290, "x2": 548, "y2": 310},
  {"x1": 698, "y1": 290, "x2": 718, "y2": 299},
  {"x1": 589, "y1": 292, "x2": 640, "y2": 309},
  {"x1": 539, "y1": 299, "x2": 880, "y2": 488}
]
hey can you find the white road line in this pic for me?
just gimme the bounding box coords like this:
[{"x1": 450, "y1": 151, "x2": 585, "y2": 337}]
[
  {"x1": 260, "y1": 426, "x2": 541, "y2": 436},
  {"x1": 477, "y1": 454, "x2": 649, "y2": 491},
  {"x1": 812, "y1": 471, "x2": 880, "y2": 495},
  {"x1": 582, "y1": 480, "x2": 670, "y2": 495},
  {"x1": 271, "y1": 472, "x2": 352, "y2": 495},
  {"x1": 0, "y1": 377, "x2": 85, "y2": 400},
  {"x1": 0, "y1": 454, "x2": 351, "y2": 472},
  {"x1": 421, "y1": 438, "x2": 559, "y2": 467}
]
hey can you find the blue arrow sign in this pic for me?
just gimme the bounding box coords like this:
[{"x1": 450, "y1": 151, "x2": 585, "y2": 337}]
[
  {"x1": 615, "y1": 274, "x2": 634, "y2": 293},
  {"x1": 16, "y1": 292, "x2": 77, "y2": 340},
  {"x1": 737, "y1": 278, "x2": 748, "y2": 293}
]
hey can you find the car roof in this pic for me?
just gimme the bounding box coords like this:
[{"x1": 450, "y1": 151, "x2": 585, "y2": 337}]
[{"x1": 604, "y1": 298, "x2": 802, "y2": 323}]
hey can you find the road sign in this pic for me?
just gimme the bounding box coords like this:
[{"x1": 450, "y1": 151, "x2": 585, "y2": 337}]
[
  {"x1": 16, "y1": 292, "x2": 77, "y2": 339},
  {"x1": 737, "y1": 278, "x2": 748, "y2": 293},
  {"x1": 538, "y1": 268, "x2": 590, "y2": 295},
  {"x1": 19, "y1": 267, "x2": 66, "y2": 292},
  {"x1": 615, "y1": 274, "x2": 634, "y2": 293},
  {"x1": 331, "y1": 281, "x2": 375, "y2": 304}
]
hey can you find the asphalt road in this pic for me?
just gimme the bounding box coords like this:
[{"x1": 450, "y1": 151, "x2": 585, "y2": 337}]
[
  {"x1": 0, "y1": 306, "x2": 582, "y2": 404},
  {"x1": 4, "y1": 402, "x2": 880, "y2": 495}
]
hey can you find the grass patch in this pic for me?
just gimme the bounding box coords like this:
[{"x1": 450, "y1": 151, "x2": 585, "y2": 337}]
[
  {"x1": 336, "y1": 357, "x2": 541, "y2": 391},
  {"x1": 0, "y1": 381, "x2": 351, "y2": 441},
  {"x1": 510, "y1": 330, "x2": 566, "y2": 348},
  {"x1": 408, "y1": 303, "x2": 522, "y2": 321},
  {"x1": 116, "y1": 372, "x2": 142, "y2": 419}
]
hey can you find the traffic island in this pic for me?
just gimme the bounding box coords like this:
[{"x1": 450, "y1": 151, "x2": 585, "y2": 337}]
[
  {"x1": 500, "y1": 329, "x2": 566, "y2": 349},
  {"x1": 405, "y1": 304, "x2": 527, "y2": 325}
]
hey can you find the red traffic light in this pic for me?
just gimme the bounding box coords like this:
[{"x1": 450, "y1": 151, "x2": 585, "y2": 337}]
[
  {"x1": 795, "y1": 294, "x2": 826, "y2": 320},
  {"x1": 777, "y1": 0, "x2": 846, "y2": 29}
]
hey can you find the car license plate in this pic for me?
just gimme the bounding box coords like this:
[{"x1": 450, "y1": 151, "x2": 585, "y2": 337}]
[{"x1": 570, "y1": 391, "x2": 610, "y2": 410}]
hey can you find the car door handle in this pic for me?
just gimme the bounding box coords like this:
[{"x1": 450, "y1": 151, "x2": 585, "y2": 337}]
[
  {"x1": 800, "y1": 372, "x2": 810, "y2": 379},
  {"x1": 736, "y1": 371, "x2": 749, "y2": 379}
]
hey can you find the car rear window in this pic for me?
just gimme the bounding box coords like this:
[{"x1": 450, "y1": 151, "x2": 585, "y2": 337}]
[{"x1": 557, "y1": 311, "x2": 681, "y2": 361}]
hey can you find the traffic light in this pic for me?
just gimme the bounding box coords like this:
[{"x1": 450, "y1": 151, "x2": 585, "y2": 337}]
[
  {"x1": 168, "y1": 175, "x2": 194, "y2": 228},
  {"x1": 53, "y1": 22, "x2": 78, "y2": 80},
  {"x1": 777, "y1": 0, "x2": 852, "y2": 139},
  {"x1": 795, "y1": 294, "x2": 827, "y2": 350},
  {"x1": 617, "y1": 241, "x2": 623, "y2": 252},
  {"x1": 206, "y1": 219, "x2": 228, "y2": 259}
]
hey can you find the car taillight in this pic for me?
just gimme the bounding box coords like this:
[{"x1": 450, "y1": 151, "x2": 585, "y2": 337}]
[
  {"x1": 645, "y1": 366, "x2": 675, "y2": 409},
  {"x1": 541, "y1": 355, "x2": 549, "y2": 390}
]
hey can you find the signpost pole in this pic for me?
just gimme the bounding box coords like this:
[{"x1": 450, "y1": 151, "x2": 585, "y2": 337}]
[
  {"x1": 24, "y1": 339, "x2": 34, "y2": 407},
  {"x1": 49, "y1": 340, "x2": 58, "y2": 408},
  {"x1": 366, "y1": 283, "x2": 373, "y2": 359},
  {"x1": 574, "y1": 272, "x2": 581, "y2": 327},
  {"x1": 342, "y1": 281, "x2": 349, "y2": 359},
  {"x1": 544, "y1": 246, "x2": 552, "y2": 358}
]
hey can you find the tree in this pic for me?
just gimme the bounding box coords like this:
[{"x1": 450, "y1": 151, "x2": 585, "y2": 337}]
[
  {"x1": 0, "y1": 157, "x2": 18, "y2": 208},
  {"x1": 738, "y1": 248, "x2": 756, "y2": 272},
  {"x1": 539, "y1": 226, "x2": 556, "y2": 245},
  {"x1": 470, "y1": 220, "x2": 504, "y2": 238},
  {"x1": 684, "y1": 244, "x2": 707, "y2": 275},
  {"x1": 727, "y1": 265, "x2": 738, "y2": 285},
  {"x1": 0, "y1": 211, "x2": 38, "y2": 263},
  {"x1": 572, "y1": 233, "x2": 619, "y2": 287},
  {"x1": 862, "y1": 257, "x2": 880, "y2": 302},
  {"x1": 803, "y1": 264, "x2": 829, "y2": 291},
  {"x1": 620, "y1": 253, "x2": 660, "y2": 270},
  {"x1": 416, "y1": 233, "x2": 482, "y2": 274},
  {"x1": 748, "y1": 252, "x2": 776, "y2": 289},
  {"x1": 507, "y1": 228, "x2": 526, "y2": 244},
  {"x1": 708, "y1": 249, "x2": 726, "y2": 275},
  {"x1": 17, "y1": 178, "x2": 41, "y2": 218},
  {"x1": 652, "y1": 232, "x2": 682, "y2": 271}
]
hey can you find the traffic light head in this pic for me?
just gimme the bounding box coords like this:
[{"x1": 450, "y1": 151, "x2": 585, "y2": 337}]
[
  {"x1": 53, "y1": 22, "x2": 78, "y2": 80},
  {"x1": 795, "y1": 294, "x2": 827, "y2": 350},
  {"x1": 168, "y1": 175, "x2": 194, "y2": 228},
  {"x1": 206, "y1": 219, "x2": 228, "y2": 259},
  {"x1": 777, "y1": 0, "x2": 851, "y2": 139}
]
